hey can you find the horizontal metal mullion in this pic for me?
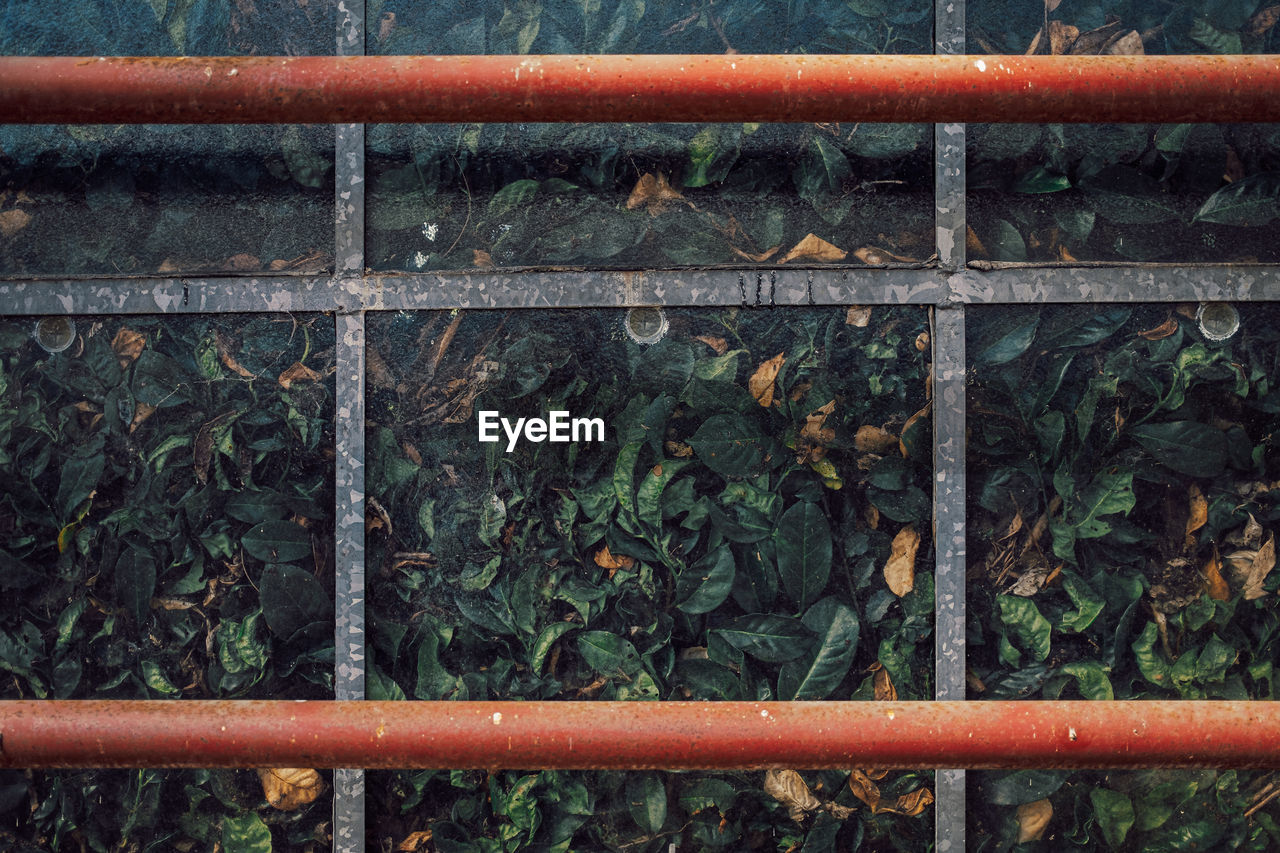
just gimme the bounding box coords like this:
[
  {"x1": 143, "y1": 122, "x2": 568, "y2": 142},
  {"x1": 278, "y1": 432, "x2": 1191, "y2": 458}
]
[{"x1": 3, "y1": 700, "x2": 1280, "y2": 770}]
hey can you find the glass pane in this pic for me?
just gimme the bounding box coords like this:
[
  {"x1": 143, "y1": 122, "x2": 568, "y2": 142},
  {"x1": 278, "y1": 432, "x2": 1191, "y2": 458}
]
[
  {"x1": 365, "y1": 306, "x2": 935, "y2": 847},
  {"x1": 369, "y1": 767, "x2": 936, "y2": 851},
  {"x1": 366, "y1": 0, "x2": 934, "y2": 271},
  {"x1": 967, "y1": 1, "x2": 1280, "y2": 263},
  {"x1": 0, "y1": 313, "x2": 336, "y2": 847},
  {"x1": 965, "y1": 303, "x2": 1280, "y2": 847},
  {"x1": 0, "y1": 5, "x2": 335, "y2": 277}
]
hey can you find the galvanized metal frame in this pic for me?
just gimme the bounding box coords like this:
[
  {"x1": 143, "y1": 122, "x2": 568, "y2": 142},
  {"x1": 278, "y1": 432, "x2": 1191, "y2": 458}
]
[{"x1": 2, "y1": 3, "x2": 1280, "y2": 853}]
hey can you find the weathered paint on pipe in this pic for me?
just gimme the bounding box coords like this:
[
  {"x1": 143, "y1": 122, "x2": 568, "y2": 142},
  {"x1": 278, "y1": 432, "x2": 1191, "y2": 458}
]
[
  {"x1": 0, "y1": 55, "x2": 1278, "y2": 124},
  {"x1": 1, "y1": 701, "x2": 1278, "y2": 769}
]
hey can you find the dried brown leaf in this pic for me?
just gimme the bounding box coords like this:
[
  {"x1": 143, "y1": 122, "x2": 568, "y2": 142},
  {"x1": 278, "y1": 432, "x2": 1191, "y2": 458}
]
[
  {"x1": 594, "y1": 544, "x2": 635, "y2": 571},
  {"x1": 764, "y1": 770, "x2": 823, "y2": 822},
  {"x1": 0, "y1": 208, "x2": 32, "y2": 239},
  {"x1": 846, "y1": 306, "x2": 872, "y2": 327},
  {"x1": 258, "y1": 768, "x2": 324, "y2": 811},
  {"x1": 1249, "y1": 5, "x2": 1280, "y2": 35},
  {"x1": 693, "y1": 334, "x2": 729, "y2": 355},
  {"x1": 1017, "y1": 799, "x2": 1053, "y2": 843},
  {"x1": 1138, "y1": 315, "x2": 1179, "y2": 340},
  {"x1": 625, "y1": 172, "x2": 688, "y2": 214},
  {"x1": 748, "y1": 353, "x2": 785, "y2": 408},
  {"x1": 854, "y1": 424, "x2": 898, "y2": 454},
  {"x1": 873, "y1": 665, "x2": 897, "y2": 702},
  {"x1": 397, "y1": 831, "x2": 433, "y2": 852},
  {"x1": 1204, "y1": 548, "x2": 1232, "y2": 602},
  {"x1": 884, "y1": 525, "x2": 920, "y2": 597},
  {"x1": 779, "y1": 233, "x2": 847, "y2": 264},
  {"x1": 111, "y1": 328, "x2": 147, "y2": 367}
]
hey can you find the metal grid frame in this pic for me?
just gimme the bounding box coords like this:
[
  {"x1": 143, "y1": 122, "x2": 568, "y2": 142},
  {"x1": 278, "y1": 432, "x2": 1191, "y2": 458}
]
[{"x1": 2, "y1": 0, "x2": 1280, "y2": 849}]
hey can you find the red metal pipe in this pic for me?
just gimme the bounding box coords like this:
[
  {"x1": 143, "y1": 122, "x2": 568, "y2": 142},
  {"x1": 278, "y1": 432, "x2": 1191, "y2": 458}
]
[
  {"x1": 0, "y1": 55, "x2": 1277, "y2": 125},
  {"x1": 1, "y1": 701, "x2": 1278, "y2": 769}
]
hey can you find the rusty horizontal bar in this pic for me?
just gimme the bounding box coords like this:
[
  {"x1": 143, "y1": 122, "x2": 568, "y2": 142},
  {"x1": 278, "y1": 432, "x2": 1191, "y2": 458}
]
[
  {"x1": 0, "y1": 55, "x2": 1278, "y2": 125},
  {"x1": 1, "y1": 701, "x2": 1278, "y2": 769}
]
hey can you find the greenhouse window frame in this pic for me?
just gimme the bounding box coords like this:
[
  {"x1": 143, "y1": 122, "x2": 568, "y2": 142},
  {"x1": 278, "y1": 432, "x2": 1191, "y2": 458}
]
[{"x1": 3, "y1": 0, "x2": 1280, "y2": 849}]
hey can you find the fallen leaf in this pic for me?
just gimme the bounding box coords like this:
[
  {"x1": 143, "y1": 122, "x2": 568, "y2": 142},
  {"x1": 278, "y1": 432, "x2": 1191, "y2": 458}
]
[
  {"x1": 472, "y1": 249, "x2": 495, "y2": 268},
  {"x1": 846, "y1": 306, "x2": 872, "y2": 328},
  {"x1": 1250, "y1": 5, "x2": 1280, "y2": 35},
  {"x1": 0, "y1": 208, "x2": 32, "y2": 239},
  {"x1": 1017, "y1": 799, "x2": 1053, "y2": 843},
  {"x1": 748, "y1": 353, "x2": 785, "y2": 408},
  {"x1": 625, "y1": 172, "x2": 688, "y2": 214},
  {"x1": 731, "y1": 245, "x2": 781, "y2": 263},
  {"x1": 764, "y1": 770, "x2": 822, "y2": 822},
  {"x1": 779, "y1": 233, "x2": 847, "y2": 264},
  {"x1": 693, "y1": 335, "x2": 728, "y2": 355},
  {"x1": 1204, "y1": 548, "x2": 1231, "y2": 602},
  {"x1": 111, "y1": 328, "x2": 147, "y2": 368},
  {"x1": 853, "y1": 246, "x2": 917, "y2": 265},
  {"x1": 884, "y1": 525, "x2": 920, "y2": 597},
  {"x1": 258, "y1": 768, "x2": 324, "y2": 811},
  {"x1": 278, "y1": 361, "x2": 321, "y2": 389},
  {"x1": 1185, "y1": 484, "x2": 1208, "y2": 547},
  {"x1": 1139, "y1": 315, "x2": 1179, "y2": 340},
  {"x1": 854, "y1": 424, "x2": 898, "y2": 454},
  {"x1": 594, "y1": 544, "x2": 635, "y2": 571},
  {"x1": 397, "y1": 831, "x2": 433, "y2": 852},
  {"x1": 873, "y1": 665, "x2": 897, "y2": 702}
]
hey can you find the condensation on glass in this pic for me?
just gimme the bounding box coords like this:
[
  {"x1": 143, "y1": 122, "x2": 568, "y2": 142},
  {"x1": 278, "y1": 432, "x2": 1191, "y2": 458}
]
[
  {"x1": 0, "y1": 4, "x2": 336, "y2": 277},
  {"x1": 966, "y1": 1, "x2": 1280, "y2": 263},
  {"x1": 365, "y1": 0, "x2": 936, "y2": 272}
]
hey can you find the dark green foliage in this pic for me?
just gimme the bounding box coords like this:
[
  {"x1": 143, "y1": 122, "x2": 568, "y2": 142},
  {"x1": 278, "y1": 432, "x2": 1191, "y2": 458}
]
[
  {"x1": 967, "y1": 304, "x2": 1280, "y2": 849},
  {"x1": 0, "y1": 315, "x2": 335, "y2": 850},
  {"x1": 366, "y1": 306, "x2": 934, "y2": 850}
]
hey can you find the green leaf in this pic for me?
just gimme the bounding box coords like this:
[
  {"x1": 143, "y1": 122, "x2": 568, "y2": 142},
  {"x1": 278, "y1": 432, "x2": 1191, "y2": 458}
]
[
  {"x1": 676, "y1": 546, "x2": 736, "y2": 615},
  {"x1": 997, "y1": 595, "x2": 1051, "y2": 662},
  {"x1": 626, "y1": 773, "x2": 667, "y2": 834},
  {"x1": 242, "y1": 520, "x2": 313, "y2": 564},
  {"x1": 530, "y1": 621, "x2": 577, "y2": 675},
  {"x1": 576, "y1": 631, "x2": 640, "y2": 676},
  {"x1": 688, "y1": 414, "x2": 766, "y2": 477},
  {"x1": 972, "y1": 313, "x2": 1039, "y2": 366},
  {"x1": 782, "y1": 599, "x2": 859, "y2": 700},
  {"x1": 774, "y1": 502, "x2": 832, "y2": 612},
  {"x1": 115, "y1": 550, "x2": 156, "y2": 625},
  {"x1": 714, "y1": 615, "x2": 809, "y2": 662},
  {"x1": 1080, "y1": 166, "x2": 1179, "y2": 225},
  {"x1": 1013, "y1": 165, "x2": 1070, "y2": 194},
  {"x1": 1192, "y1": 173, "x2": 1280, "y2": 227},
  {"x1": 1059, "y1": 660, "x2": 1114, "y2": 700},
  {"x1": 57, "y1": 445, "x2": 105, "y2": 521},
  {"x1": 141, "y1": 659, "x2": 180, "y2": 696},
  {"x1": 1090, "y1": 788, "x2": 1135, "y2": 850},
  {"x1": 259, "y1": 564, "x2": 332, "y2": 643},
  {"x1": 221, "y1": 813, "x2": 273, "y2": 853},
  {"x1": 981, "y1": 770, "x2": 1067, "y2": 805},
  {"x1": 1131, "y1": 421, "x2": 1228, "y2": 478}
]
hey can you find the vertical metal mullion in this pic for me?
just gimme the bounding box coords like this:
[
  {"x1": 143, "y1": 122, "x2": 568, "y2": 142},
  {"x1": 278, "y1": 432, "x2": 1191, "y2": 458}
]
[
  {"x1": 934, "y1": 0, "x2": 966, "y2": 850},
  {"x1": 334, "y1": 1, "x2": 367, "y2": 851}
]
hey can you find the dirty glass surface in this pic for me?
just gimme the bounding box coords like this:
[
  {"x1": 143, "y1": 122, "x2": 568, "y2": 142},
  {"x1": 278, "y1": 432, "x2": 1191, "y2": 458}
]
[
  {"x1": 365, "y1": 0, "x2": 935, "y2": 272},
  {"x1": 0, "y1": 2, "x2": 335, "y2": 277},
  {"x1": 364, "y1": 306, "x2": 935, "y2": 850},
  {"x1": 0, "y1": 314, "x2": 336, "y2": 849},
  {"x1": 967, "y1": 1, "x2": 1280, "y2": 263},
  {"x1": 965, "y1": 304, "x2": 1280, "y2": 848}
]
